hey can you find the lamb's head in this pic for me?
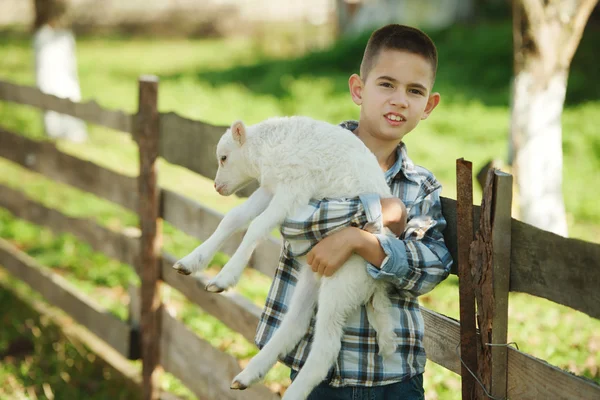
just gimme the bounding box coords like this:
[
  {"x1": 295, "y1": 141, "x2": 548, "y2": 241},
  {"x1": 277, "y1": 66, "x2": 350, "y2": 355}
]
[{"x1": 214, "y1": 120, "x2": 255, "y2": 196}]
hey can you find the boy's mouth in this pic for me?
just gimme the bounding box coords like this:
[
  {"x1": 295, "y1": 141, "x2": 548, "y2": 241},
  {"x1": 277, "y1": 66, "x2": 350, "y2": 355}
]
[{"x1": 385, "y1": 113, "x2": 406, "y2": 124}]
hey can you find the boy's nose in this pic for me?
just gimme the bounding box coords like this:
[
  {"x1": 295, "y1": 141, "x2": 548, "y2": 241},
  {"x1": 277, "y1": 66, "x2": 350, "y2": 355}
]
[{"x1": 390, "y1": 92, "x2": 409, "y2": 107}]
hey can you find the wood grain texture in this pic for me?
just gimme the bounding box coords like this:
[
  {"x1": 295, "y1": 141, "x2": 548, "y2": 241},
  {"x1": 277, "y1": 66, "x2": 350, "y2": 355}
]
[
  {"x1": 0, "y1": 127, "x2": 138, "y2": 211},
  {"x1": 421, "y1": 307, "x2": 461, "y2": 375},
  {"x1": 0, "y1": 80, "x2": 133, "y2": 133},
  {"x1": 0, "y1": 238, "x2": 130, "y2": 356},
  {"x1": 160, "y1": 310, "x2": 280, "y2": 400},
  {"x1": 136, "y1": 76, "x2": 163, "y2": 400},
  {"x1": 158, "y1": 112, "x2": 258, "y2": 197},
  {"x1": 456, "y1": 159, "x2": 477, "y2": 399},
  {"x1": 469, "y1": 169, "x2": 495, "y2": 397},
  {"x1": 490, "y1": 171, "x2": 512, "y2": 397},
  {"x1": 507, "y1": 347, "x2": 600, "y2": 399},
  {"x1": 510, "y1": 219, "x2": 600, "y2": 319},
  {"x1": 0, "y1": 184, "x2": 140, "y2": 271}
]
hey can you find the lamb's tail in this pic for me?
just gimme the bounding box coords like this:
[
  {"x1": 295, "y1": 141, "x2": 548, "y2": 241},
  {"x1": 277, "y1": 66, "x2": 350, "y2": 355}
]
[{"x1": 366, "y1": 286, "x2": 397, "y2": 358}]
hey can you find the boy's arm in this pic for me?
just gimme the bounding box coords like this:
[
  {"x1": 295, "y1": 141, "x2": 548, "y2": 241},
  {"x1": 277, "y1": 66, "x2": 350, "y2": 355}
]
[
  {"x1": 358, "y1": 187, "x2": 452, "y2": 297},
  {"x1": 307, "y1": 188, "x2": 452, "y2": 297}
]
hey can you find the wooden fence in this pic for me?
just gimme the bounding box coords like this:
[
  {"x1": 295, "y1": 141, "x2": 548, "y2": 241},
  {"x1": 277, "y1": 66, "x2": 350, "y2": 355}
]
[{"x1": 0, "y1": 77, "x2": 598, "y2": 400}]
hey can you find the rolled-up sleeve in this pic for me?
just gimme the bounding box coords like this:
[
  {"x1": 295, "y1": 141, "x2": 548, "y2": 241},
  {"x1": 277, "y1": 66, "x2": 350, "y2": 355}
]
[{"x1": 365, "y1": 187, "x2": 453, "y2": 297}]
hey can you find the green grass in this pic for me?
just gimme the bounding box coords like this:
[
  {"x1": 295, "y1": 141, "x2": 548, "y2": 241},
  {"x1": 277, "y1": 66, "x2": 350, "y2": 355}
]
[
  {"x1": 0, "y1": 272, "x2": 141, "y2": 400},
  {"x1": 0, "y1": 23, "x2": 599, "y2": 399}
]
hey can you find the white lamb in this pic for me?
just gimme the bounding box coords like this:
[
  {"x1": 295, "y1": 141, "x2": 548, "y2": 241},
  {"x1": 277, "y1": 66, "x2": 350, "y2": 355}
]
[{"x1": 173, "y1": 116, "x2": 399, "y2": 400}]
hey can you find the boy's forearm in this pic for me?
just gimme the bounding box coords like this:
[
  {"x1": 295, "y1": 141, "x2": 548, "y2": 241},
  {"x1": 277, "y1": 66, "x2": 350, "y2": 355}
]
[{"x1": 350, "y1": 227, "x2": 386, "y2": 268}]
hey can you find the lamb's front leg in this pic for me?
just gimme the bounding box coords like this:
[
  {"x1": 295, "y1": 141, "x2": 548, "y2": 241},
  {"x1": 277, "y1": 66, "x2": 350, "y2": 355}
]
[
  {"x1": 206, "y1": 189, "x2": 307, "y2": 292},
  {"x1": 173, "y1": 187, "x2": 272, "y2": 276},
  {"x1": 231, "y1": 264, "x2": 318, "y2": 389}
]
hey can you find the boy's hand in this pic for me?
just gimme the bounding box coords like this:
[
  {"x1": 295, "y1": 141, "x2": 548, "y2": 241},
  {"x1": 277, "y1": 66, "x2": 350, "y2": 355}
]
[
  {"x1": 306, "y1": 227, "x2": 360, "y2": 277},
  {"x1": 381, "y1": 197, "x2": 407, "y2": 237},
  {"x1": 307, "y1": 198, "x2": 406, "y2": 276}
]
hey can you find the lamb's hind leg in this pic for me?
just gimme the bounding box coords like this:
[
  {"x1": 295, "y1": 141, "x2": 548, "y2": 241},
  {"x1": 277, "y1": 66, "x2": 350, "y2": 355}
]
[
  {"x1": 207, "y1": 189, "x2": 309, "y2": 292},
  {"x1": 366, "y1": 285, "x2": 397, "y2": 358},
  {"x1": 173, "y1": 187, "x2": 272, "y2": 276},
  {"x1": 231, "y1": 265, "x2": 318, "y2": 389},
  {"x1": 281, "y1": 275, "x2": 369, "y2": 400}
]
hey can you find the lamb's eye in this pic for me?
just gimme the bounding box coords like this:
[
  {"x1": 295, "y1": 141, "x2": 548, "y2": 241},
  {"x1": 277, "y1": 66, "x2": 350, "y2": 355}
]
[{"x1": 220, "y1": 155, "x2": 227, "y2": 163}]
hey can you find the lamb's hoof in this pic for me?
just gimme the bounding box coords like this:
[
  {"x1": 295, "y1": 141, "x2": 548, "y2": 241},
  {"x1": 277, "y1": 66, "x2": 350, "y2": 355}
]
[
  {"x1": 172, "y1": 261, "x2": 192, "y2": 276},
  {"x1": 205, "y1": 283, "x2": 226, "y2": 293},
  {"x1": 230, "y1": 380, "x2": 247, "y2": 390}
]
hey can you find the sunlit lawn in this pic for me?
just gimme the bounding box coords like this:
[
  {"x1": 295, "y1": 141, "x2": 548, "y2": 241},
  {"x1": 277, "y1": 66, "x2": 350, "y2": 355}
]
[{"x1": 0, "y1": 24, "x2": 599, "y2": 399}]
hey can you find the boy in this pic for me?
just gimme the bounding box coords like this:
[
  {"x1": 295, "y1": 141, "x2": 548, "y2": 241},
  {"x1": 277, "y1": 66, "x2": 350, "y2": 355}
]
[{"x1": 255, "y1": 24, "x2": 452, "y2": 399}]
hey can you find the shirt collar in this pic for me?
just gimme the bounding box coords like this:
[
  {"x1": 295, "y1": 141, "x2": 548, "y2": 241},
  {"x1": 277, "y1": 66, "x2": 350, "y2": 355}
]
[{"x1": 339, "y1": 120, "x2": 419, "y2": 184}]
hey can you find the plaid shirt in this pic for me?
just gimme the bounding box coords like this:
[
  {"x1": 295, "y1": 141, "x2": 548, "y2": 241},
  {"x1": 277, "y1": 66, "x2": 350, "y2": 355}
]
[{"x1": 255, "y1": 121, "x2": 453, "y2": 387}]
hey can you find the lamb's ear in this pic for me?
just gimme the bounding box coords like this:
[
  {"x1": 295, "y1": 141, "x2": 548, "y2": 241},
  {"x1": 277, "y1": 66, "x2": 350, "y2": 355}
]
[{"x1": 231, "y1": 120, "x2": 246, "y2": 146}]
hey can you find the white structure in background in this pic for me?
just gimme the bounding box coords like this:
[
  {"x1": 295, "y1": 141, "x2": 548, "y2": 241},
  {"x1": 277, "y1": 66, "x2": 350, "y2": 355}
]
[
  {"x1": 337, "y1": 0, "x2": 474, "y2": 36},
  {"x1": 33, "y1": 25, "x2": 87, "y2": 142}
]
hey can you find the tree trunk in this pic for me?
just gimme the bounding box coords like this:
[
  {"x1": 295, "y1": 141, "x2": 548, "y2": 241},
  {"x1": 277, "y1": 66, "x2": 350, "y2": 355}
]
[
  {"x1": 510, "y1": 0, "x2": 598, "y2": 236},
  {"x1": 33, "y1": 0, "x2": 87, "y2": 142}
]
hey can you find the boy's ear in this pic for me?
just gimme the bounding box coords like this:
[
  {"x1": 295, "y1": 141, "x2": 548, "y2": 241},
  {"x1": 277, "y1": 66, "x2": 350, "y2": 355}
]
[
  {"x1": 421, "y1": 92, "x2": 441, "y2": 120},
  {"x1": 231, "y1": 120, "x2": 246, "y2": 145},
  {"x1": 348, "y1": 74, "x2": 364, "y2": 106}
]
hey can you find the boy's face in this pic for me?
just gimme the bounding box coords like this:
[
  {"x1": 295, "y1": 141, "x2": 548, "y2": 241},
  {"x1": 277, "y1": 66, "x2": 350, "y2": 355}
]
[{"x1": 349, "y1": 49, "x2": 440, "y2": 144}]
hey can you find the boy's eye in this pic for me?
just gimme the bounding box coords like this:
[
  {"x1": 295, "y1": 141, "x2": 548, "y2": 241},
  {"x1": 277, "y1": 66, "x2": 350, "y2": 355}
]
[
  {"x1": 409, "y1": 89, "x2": 424, "y2": 95},
  {"x1": 379, "y1": 82, "x2": 393, "y2": 88}
]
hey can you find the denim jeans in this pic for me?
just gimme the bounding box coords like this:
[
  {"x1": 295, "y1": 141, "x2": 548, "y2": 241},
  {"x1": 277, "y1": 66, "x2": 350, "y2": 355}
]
[{"x1": 289, "y1": 370, "x2": 425, "y2": 400}]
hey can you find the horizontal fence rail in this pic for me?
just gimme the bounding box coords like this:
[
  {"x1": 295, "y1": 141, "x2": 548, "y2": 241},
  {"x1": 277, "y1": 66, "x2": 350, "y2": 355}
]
[
  {"x1": 510, "y1": 219, "x2": 600, "y2": 319},
  {"x1": 0, "y1": 80, "x2": 134, "y2": 134},
  {"x1": 0, "y1": 127, "x2": 138, "y2": 211}
]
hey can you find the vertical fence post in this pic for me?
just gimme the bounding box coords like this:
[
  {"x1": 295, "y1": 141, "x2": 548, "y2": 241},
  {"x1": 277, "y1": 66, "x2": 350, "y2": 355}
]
[
  {"x1": 490, "y1": 170, "x2": 512, "y2": 398},
  {"x1": 456, "y1": 159, "x2": 478, "y2": 399},
  {"x1": 470, "y1": 169, "x2": 512, "y2": 399},
  {"x1": 136, "y1": 75, "x2": 162, "y2": 400}
]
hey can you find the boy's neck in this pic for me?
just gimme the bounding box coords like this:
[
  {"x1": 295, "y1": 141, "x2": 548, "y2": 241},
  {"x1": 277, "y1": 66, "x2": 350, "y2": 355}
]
[{"x1": 353, "y1": 127, "x2": 400, "y2": 172}]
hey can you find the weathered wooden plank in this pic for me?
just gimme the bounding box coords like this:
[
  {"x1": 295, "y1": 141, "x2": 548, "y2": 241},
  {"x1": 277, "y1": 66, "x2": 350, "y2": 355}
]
[
  {"x1": 507, "y1": 347, "x2": 600, "y2": 400},
  {"x1": 161, "y1": 253, "x2": 262, "y2": 343},
  {"x1": 136, "y1": 75, "x2": 163, "y2": 400},
  {"x1": 162, "y1": 189, "x2": 281, "y2": 277},
  {"x1": 0, "y1": 238, "x2": 130, "y2": 357},
  {"x1": 421, "y1": 307, "x2": 462, "y2": 375},
  {"x1": 510, "y1": 219, "x2": 600, "y2": 319},
  {"x1": 456, "y1": 159, "x2": 477, "y2": 399},
  {"x1": 0, "y1": 127, "x2": 138, "y2": 211},
  {"x1": 470, "y1": 169, "x2": 496, "y2": 398},
  {"x1": 160, "y1": 310, "x2": 280, "y2": 400},
  {"x1": 0, "y1": 80, "x2": 133, "y2": 133},
  {"x1": 158, "y1": 112, "x2": 258, "y2": 198},
  {"x1": 490, "y1": 171, "x2": 512, "y2": 398},
  {"x1": 0, "y1": 184, "x2": 140, "y2": 270}
]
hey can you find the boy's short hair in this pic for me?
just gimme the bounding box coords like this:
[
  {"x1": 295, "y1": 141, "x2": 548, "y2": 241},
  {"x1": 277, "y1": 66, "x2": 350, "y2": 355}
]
[{"x1": 360, "y1": 24, "x2": 438, "y2": 84}]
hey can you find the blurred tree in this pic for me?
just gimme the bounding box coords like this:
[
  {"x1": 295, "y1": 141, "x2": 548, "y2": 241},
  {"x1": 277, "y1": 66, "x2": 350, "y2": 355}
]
[
  {"x1": 33, "y1": 0, "x2": 87, "y2": 142},
  {"x1": 510, "y1": 0, "x2": 598, "y2": 236}
]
